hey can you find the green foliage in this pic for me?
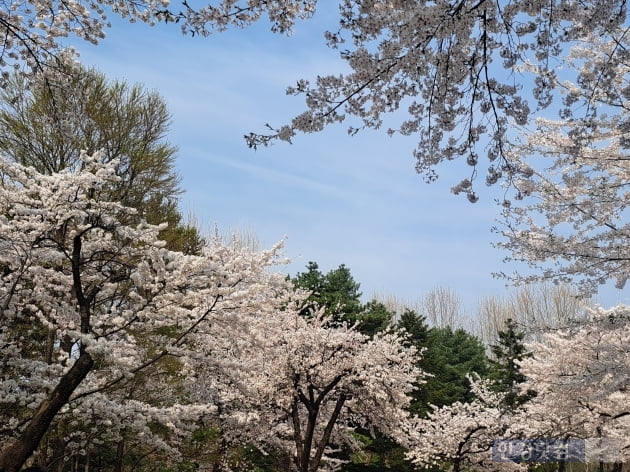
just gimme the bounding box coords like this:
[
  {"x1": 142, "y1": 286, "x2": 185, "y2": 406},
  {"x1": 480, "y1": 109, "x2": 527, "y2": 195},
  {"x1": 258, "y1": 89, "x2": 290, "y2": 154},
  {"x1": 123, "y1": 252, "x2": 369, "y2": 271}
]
[
  {"x1": 0, "y1": 66, "x2": 204, "y2": 255},
  {"x1": 175, "y1": 426, "x2": 223, "y2": 472},
  {"x1": 154, "y1": 462, "x2": 199, "y2": 472},
  {"x1": 343, "y1": 431, "x2": 416, "y2": 472},
  {"x1": 395, "y1": 309, "x2": 430, "y2": 417},
  {"x1": 231, "y1": 444, "x2": 292, "y2": 472},
  {"x1": 293, "y1": 261, "x2": 324, "y2": 295},
  {"x1": 397, "y1": 308, "x2": 430, "y2": 347},
  {"x1": 293, "y1": 261, "x2": 363, "y2": 322},
  {"x1": 488, "y1": 318, "x2": 537, "y2": 409},
  {"x1": 413, "y1": 326, "x2": 490, "y2": 416},
  {"x1": 292, "y1": 262, "x2": 395, "y2": 336},
  {"x1": 141, "y1": 193, "x2": 205, "y2": 255},
  {"x1": 350, "y1": 299, "x2": 393, "y2": 338}
]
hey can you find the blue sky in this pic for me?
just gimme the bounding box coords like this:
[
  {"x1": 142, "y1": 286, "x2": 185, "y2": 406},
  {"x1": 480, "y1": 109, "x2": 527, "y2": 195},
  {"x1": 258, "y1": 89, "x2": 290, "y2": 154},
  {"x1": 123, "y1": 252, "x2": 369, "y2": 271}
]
[{"x1": 70, "y1": 9, "x2": 627, "y2": 314}]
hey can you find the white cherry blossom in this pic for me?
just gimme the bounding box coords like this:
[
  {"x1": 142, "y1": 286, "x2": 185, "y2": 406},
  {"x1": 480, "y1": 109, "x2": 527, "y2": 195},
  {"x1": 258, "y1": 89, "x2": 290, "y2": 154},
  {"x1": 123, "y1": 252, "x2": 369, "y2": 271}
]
[
  {"x1": 405, "y1": 378, "x2": 524, "y2": 472},
  {"x1": 0, "y1": 152, "x2": 295, "y2": 471},
  {"x1": 194, "y1": 312, "x2": 422, "y2": 472},
  {"x1": 515, "y1": 305, "x2": 630, "y2": 463}
]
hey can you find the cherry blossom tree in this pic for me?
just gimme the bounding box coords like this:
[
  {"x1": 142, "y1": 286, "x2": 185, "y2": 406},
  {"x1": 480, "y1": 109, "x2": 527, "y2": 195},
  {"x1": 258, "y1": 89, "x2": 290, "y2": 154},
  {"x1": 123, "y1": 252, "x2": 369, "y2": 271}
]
[
  {"x1": 194, "y1": 313, "x2": 422, "y2": 472},
  {"x1": 4, "y1": 0, "x2": 630, "y2": 207},
  {"x1": 485, "y1": 26, "x2": 630, "y2": 294},
  {"x1": 405, "y1": 378, "x2": 523, "y2": 472},
  {"x1": 515, "y1": 305, "x2": 630, "y2": 464},
  {"x1": 0, "y1": 153, "x2": 294, "y2": 472},
  {"x1": 246, "y1": 1, "x2": 630, "y2": 202},
  {"x1": 0, "y1": 152, "x2": 425, "y2": 472},
  {"x1": 406, "y1": 305, "x2": 630, "y2": 471},
  {"x1": 497, "y1": 116, "x2": 630, "y2": 293},
  {"x1": 0, "y1": 0, "x2": 317, "y2": 75},
  {"x1": 3, "y1": 0, "x2": 630, "y2": 195}
]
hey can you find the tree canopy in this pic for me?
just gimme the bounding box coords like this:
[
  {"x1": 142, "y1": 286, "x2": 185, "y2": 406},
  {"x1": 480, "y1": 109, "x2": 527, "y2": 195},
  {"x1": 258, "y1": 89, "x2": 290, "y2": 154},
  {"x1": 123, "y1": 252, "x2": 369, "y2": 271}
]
[
  {"x1": 0, "y1": 0, "x2": 317, "y2": 74},
  {"x1": 292, "y1": 261, "x2": 393, "y2": 336},
  {"x1": 488, "y1": 318, "x2": 536, "y2": 410},
  {"x1": 0, "y1": 153, "x2": 229, "y2": 471},
  {"x1": 3, "y1": 0, "x2": 629, "y2": 203},
  {"x1": 516, "y1": 306, "x2": 630, "y2": 464},
  {"x1": 3, "y1": 0, "x2": 630, "y2": 293},
  {"x1": 1, "y1": 0, "x2": 629, "y2": 469},
  {"x1": 413, "y1": 326, "x2": 490, "y2": 416},
  {"x1": 0, "y1": 65, "x2": 204, "y2": 255},
  {"x1": 293, "y1": 261, "x2": 363, "y2": 322},
  {"x1": 247, "y1": 2, "x2": 630, "y2": 200},
  {"x1": 0, "y1": 156, "x2": 421, "y2": 471}
]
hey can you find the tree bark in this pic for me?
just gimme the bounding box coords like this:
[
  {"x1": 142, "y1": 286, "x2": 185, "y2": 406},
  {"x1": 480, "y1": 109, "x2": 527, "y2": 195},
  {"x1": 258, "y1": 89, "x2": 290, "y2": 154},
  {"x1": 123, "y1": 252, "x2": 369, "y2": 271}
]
[
  {"x1": 309, "y1": 394, "x2": 346, "y2": 472},
  {"x1": 0, "y1": 351, "x2": 94, "y2": 472},
  {"x1": 114, "y1": 433, "x2": 125, "y2": 472},
  {"x1": 299, "y1": 409, "x2": 318, "y2": 472}
]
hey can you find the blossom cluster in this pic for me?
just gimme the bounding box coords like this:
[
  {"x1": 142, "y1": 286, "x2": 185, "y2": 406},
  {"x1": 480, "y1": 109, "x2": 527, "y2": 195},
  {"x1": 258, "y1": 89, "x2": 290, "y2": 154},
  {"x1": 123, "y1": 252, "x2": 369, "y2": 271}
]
[
  {"x1": 0, "y1": 0, "x2": 316, "y2": 76},
  {"x1": 247, "y1": 1, "x2": 629, "y2": 203},
  {"x1": 0, "y1": 152, "x2": 293, "y2": 462},
  {"x1": 192, "y1": 311, "x2": 422, "y2": 469},
  {"x1": 405, "y1": 378, "x2": 526, "y2": 472},
  {"x1": 515, "y1": 305, "x2": 630, "y2": 462},
  {"x1": 0, "y1": 152, "x2": 421, "y2": 470},
  {"x1": 497, "y1": 31, "x2": 630, "y2": 294},
  {"x1": 405, "y1": 305, "x2": 630, "y2": 471}
]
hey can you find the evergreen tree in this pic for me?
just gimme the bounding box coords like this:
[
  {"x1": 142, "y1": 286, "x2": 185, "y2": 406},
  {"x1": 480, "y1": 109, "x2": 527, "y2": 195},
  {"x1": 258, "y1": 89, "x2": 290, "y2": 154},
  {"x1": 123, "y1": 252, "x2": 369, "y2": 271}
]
[
  {"x1": 293, "y1": 262, "x2": 396, "y2": 337},
  {"x1": 489, "y1": 318, "x2": 536, "y2": 410},
  {"x1": 414, "y1": 327, "x2": 490, "y2": 416},
  {"x1": 350, "y1": 300, "x2": 393, "y2": 338},
  {"x1": 292, "y1": 262, "x2": 362, "y2": 322},
  {"x1": 292, "y1": 261, "x2": 325, "y2": 317},
  {"x1": 344, "y1": 312, "x2": 489, "y2": 472},
  {"x1": 397, "y1": 308, "x2": 430, "y2": 347}
]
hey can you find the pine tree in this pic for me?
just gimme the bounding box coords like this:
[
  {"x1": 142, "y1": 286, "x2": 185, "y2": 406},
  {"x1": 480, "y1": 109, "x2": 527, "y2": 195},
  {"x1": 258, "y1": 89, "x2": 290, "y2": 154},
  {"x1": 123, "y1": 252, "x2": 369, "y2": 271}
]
[
  {"x1": 293, "y1": 262, "x2": 362, "y2": 322},
  {"x1": 489, "y1": 318, "x2": 536, "y2": 410}
]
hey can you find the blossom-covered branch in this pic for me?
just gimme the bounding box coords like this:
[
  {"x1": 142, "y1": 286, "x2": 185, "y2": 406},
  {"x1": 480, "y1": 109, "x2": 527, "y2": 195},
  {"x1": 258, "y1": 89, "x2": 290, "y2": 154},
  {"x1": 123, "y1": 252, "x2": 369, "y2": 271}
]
[
  {"x1": 247, "y1": 1, "x2": 629, "y2": 201},
  {"x1": 0, "y1": 153, "x2": 294, "y2": 471}
]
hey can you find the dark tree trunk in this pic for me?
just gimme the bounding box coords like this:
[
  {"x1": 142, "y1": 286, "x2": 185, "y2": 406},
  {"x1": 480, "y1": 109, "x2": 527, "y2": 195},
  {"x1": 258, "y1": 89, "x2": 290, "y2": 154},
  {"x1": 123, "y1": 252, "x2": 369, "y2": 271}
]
[
  {"x1": 298, "y1": 409, "x2": 318, "y2": 472},
  {"x1": 0, "y1": 351, "x2": 94, "y2": 472},
  {"x1": 309, "y1": 394, "x2": 346, "y2": 472},
  {"x1": 114, "y1": 434, "x2": 125, "y2": 472},
  {"x1": 48, "y1": 424, "x2": 69, "y2": 472}
]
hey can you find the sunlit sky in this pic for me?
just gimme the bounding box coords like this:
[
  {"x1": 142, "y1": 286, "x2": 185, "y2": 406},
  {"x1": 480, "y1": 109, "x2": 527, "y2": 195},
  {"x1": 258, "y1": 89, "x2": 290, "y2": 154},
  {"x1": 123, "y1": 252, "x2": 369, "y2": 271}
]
[{"x1": 70, "y1": 8, "x2": 627, "y2": 315}]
